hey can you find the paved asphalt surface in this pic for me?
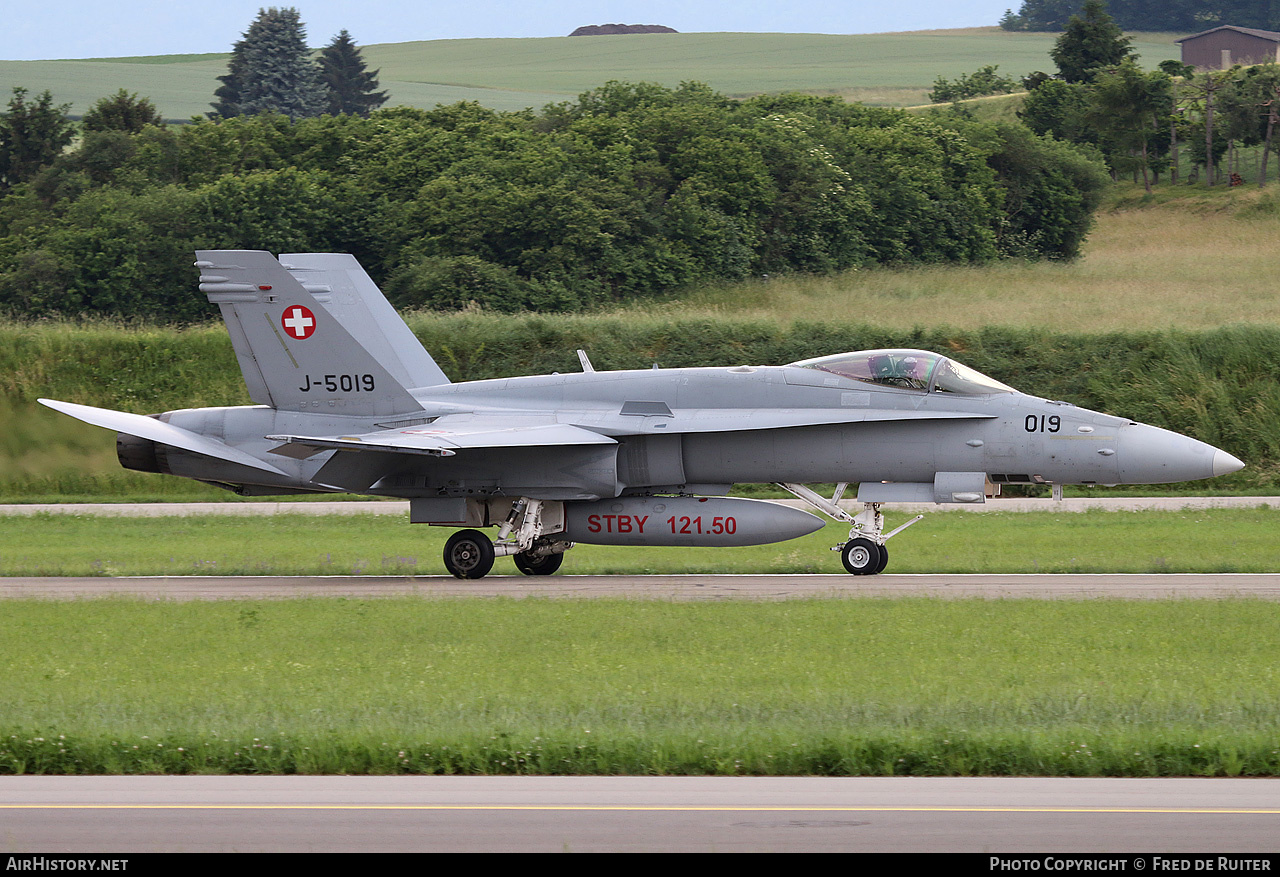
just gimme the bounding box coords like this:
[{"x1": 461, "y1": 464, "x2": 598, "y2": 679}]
[
  {"x1": 2, "y1": 776, "x2": 1279, "y2": 853},
  {"x1": 4, "y1": 573, "x2": 1280, "y2": 600}
]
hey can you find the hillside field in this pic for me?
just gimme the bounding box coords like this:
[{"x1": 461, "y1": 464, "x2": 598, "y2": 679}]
[
  {"x1": 652, "y1": 184, "x2": 1280, "y2": 328},
  {"x1": 0, "y1": 29, "x2": 1184, "y2": 118}
]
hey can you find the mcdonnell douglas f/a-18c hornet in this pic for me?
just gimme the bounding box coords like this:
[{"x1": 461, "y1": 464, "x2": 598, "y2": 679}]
[{"x1": 41, "y1": 250, "x2": 1244, "y2": 578}]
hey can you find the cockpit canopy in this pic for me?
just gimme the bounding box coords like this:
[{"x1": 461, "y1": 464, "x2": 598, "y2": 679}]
[{"x1": 787, "y1": 349, "x2": 1016, "y2": 395}]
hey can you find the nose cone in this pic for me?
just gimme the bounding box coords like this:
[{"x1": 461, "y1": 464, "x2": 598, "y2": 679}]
[
  {"x1": 1213, "y1": 449, "x2": 1245, "y2": 477},
  {"x1": 1118, "y1": 424, "x2": 1243, "y2": 484}
]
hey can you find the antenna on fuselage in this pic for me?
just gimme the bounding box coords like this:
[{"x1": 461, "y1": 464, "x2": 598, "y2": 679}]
[{"x1": 577, "y1": 349, "x2": 595, "y2": 373}]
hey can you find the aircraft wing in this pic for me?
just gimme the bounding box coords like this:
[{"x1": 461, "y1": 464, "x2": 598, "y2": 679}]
[
  {"x1": 267, "y1": 420, "x2": 617, "y2": 459},
  {"x1": 38, "y1": 399, "x2": 289, "y2": 476}
]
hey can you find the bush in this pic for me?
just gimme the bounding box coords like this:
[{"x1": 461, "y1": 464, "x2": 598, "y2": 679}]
[
  {"x1": 0, "y1": 83, "x2": 1110, "y2": 319},
  {"x1": 929, "y1": 66, "x2": 1020, "y2": 103}
]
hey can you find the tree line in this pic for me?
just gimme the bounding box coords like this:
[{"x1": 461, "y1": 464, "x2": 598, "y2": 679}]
[
  {"x1": 1021, "y1": 60, "x2": 1280, "y2": 190},
  {"x1": 1001, "y1": 0, "x2": 1280, "y2": 32},
  {"x1": 0, "y1": 81, "x2": 1108, "y2": 321},
  {"x1": 0, "y1": 6, "x2": 1115, "y2": 321}
]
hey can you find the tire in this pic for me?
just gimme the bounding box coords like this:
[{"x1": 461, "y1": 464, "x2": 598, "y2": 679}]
[
  {"x1": 841, "y1": 537, "x2": 883, "y2": 576},
  {"x1": 514, "y1": 550, "x2": 563, "y2": 576},
  {"x1": 443, "y1": 529, "x2": 495, "y2": 579},
  {"x1": 873, "y1": 542, "x2": 889, "y2": 575}
]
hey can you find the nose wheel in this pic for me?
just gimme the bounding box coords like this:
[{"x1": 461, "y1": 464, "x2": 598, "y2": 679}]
[{"x1": 841, "y1": 537, "x2": 888, "y2": 575}]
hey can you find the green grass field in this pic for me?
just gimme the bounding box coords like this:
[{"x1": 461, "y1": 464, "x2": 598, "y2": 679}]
[
  {"x1": 3, "y1": 597, "x2": 1277, "y2": 776},
  {"x1": 1, "y1": 508, "x2": 1276, "y2": 577},
  {"x1": 0, "y1": 29, "x2": 1184, "y2": 118}
]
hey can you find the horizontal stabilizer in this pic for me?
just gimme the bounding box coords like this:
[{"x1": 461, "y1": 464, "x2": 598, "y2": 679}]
[
  {"x1": 268, "y1": 421, "x2": 617, "y2": 459},
  {"x1": 38, "y1": 399, "x2": 288, "y2": 476}
]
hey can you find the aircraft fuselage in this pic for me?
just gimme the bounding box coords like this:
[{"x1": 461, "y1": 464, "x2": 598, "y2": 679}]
[{"x1": 139, "y1": 365, "x2": 1230, "y2": 501}]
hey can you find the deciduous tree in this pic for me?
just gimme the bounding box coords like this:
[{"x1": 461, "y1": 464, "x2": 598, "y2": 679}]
[
  {"x1": 1018, "y1": 78, "x2": 1095, "y2": 144},
  {"x1": 1182, "y1": 69, "x2": 1237, "y2": 185},
  {"x1": 1086, "y1": 59, "x2": 1171, "y2": 192},
  {"x1": 82, "y1": 90, "x2": 164, "y2": 133}
]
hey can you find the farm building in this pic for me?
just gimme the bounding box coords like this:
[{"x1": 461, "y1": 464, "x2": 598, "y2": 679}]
[{"x1": 1177, "y1": 26, "x2": 1280, "y2": 69}]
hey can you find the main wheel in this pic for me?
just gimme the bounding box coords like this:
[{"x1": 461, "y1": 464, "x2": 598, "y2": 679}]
[
  {"x1": 873, "y1": 542, "x2": 890, "y2": 574},
  {"x1": 514, "y1": 550, "x2": 563, "y2": 576},
  {"x1": 841, "y1": 537, "x2": 884, "y2": 576},
  {"x1": 443, "y1": 529, "x2": 495, "y2": 579}
]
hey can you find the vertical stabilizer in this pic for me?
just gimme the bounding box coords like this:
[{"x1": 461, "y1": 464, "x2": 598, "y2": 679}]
[
  {"x1": 197, "y1": 250, "x2": 423, "y2": 416},
  {"x1": 280, "y1": 253, "x2": 450, "y2": 389}
]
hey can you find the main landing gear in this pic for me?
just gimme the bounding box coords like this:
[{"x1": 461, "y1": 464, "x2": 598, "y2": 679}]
[
  {"x1": 441, "y1": 498, "x2": 572, "y2": 579},
  {"x1": 776, "y1": 482, "x2": 923, "y2": 576}
]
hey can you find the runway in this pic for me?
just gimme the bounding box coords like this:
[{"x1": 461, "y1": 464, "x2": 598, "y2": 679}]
[
  {"x1": 3, "y1": 573, "x2": 1280, "y2": 600},
  {"x1": 2, "y1": 776, "x2": 1278, "y2": 852}
]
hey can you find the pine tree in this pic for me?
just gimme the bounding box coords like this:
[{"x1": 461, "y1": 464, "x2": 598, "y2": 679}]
[
  {"x1": 210, "y1": 7, "x2": 328, "y2": 120},
  {"x1": 0, "y1": 87, "x2": 75, "y2": 191},
  {"x1": 1049, "y1": 0, "x2": 1133, "y2": 84},
  {"x1": 211, "y1": 48, "x2": 248, "y2": 118},
  {"x1": 319, "y1": 30, "x2": 388, "y2": 117}
]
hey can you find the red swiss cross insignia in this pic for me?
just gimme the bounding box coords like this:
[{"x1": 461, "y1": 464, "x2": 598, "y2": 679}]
[{"x1": 281, "y1": 305, "x2": 316, "y2": 340}]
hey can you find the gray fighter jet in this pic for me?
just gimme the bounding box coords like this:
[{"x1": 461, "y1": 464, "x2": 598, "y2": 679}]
[{"x1": 40, "y1": 250, "x2": 1244, "y2": 578}]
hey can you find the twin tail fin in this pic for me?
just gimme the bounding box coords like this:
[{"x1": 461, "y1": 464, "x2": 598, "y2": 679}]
[{"x1": 197, "y1": 250, "x2": 446, "y2": 417}]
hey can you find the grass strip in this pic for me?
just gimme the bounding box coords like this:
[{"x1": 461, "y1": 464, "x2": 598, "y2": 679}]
[{"x1": 0, "y1": 508, "x2": 1276, "y2": 577}]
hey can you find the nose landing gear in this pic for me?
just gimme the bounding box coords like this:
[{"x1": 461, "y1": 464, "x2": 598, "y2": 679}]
[
  {"x1": 841, "y1": 537, "x2": 888, "y2": 576},
  {"x1": 776, "y1": 483, "x2": 924, "y2": 576}
]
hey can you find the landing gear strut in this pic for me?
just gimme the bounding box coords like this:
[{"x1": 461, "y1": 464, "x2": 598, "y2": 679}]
[
  {"x1": 440, "y1": 498, "x2": 572, "y2": 579},
  {"x1": 776, "y1": 483, "x2": 923, "y2": 576}
]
